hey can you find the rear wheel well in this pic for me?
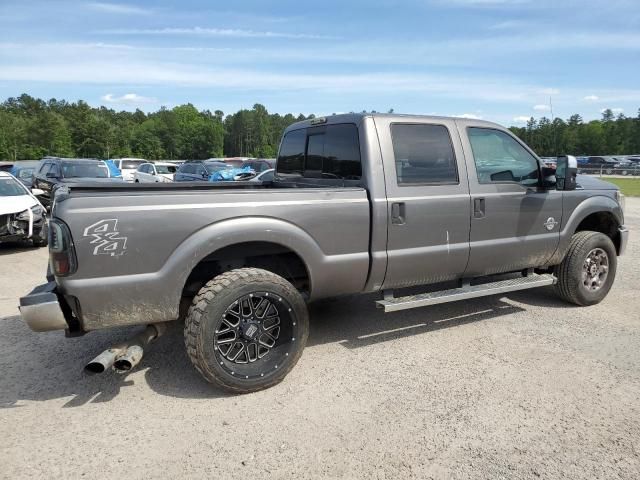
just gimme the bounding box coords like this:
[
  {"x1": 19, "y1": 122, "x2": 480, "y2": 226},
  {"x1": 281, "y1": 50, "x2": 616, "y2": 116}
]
[
  {"x1": 181, "y1": 242, "x2": 310, "y2": 310},
  {"x1": 575, "y1": 212, "x2": 621, "y2": 254}
]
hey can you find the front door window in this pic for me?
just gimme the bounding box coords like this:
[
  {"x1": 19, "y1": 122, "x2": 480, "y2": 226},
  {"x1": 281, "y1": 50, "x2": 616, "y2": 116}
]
[{"x1": 468, "y1": 127, "x2": 539, "y2": 187}]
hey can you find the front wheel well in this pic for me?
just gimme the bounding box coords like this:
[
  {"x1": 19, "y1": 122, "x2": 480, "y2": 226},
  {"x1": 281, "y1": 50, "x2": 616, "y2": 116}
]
[
  {"x1": 181, "y1": 241, "x2": 311, "y2": 302},
  {"x1": 575, "y1": 211, "x2": 621, "y2": 254}
]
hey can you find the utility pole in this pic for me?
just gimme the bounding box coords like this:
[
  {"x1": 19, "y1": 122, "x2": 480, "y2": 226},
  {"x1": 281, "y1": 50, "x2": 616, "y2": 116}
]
[{"x1": 550, "y1": 96, "x2": 558, "y2": 156}]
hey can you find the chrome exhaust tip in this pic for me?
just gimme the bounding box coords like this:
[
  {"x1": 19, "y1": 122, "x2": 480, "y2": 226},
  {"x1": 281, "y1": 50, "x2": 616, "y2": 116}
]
[
  {"x1": 113, "y1": 345, "x2": 144, "y2": 373},
  {"x1": 84, "y1": 324, "x2": 165, "y2": 375},
  {"x1": 84, "y1": 348, "x2": 122, "y2": 375}
]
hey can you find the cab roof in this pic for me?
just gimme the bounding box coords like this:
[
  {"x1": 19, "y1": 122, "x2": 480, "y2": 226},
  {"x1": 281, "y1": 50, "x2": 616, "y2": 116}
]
[{"x1": 284, "y1": 112, "x2": 504, "y2": 133}]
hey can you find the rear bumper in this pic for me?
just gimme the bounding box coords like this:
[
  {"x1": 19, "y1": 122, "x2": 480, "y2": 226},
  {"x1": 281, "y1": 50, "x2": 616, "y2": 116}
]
[
  {"x1": 19, "y1": 282, "x2": 69, "y2": 332},
  {"x1": 619, "y1": 226, "x2": 629, "y2": 255}
]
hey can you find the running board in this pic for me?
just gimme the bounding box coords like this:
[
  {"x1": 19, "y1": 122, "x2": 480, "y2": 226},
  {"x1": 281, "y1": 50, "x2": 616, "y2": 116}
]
[{"x1": 376, "y1": 274, "x2": 557, "y2": 313}]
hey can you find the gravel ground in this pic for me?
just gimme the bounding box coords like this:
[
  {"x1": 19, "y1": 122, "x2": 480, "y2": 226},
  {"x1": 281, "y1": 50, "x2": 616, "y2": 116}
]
[{"x1": 1, "y1": 199, "x2": 639, "y2": 480}]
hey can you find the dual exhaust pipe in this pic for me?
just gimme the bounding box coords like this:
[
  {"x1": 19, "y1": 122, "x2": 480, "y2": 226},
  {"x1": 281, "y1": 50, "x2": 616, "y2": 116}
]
[{"x1": 85, "y1": 324, "x2": 166, "y2": 375}]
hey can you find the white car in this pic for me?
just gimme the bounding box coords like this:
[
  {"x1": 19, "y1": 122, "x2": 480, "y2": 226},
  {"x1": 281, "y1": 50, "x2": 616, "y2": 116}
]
[
  {"x1": 248, "y1": 168, "x2": 275, "y2": 182},
  {"x1": 0, "y1": 171, "x2": 47, "y2": 247},
  {"x1": 133, "y1": 162, "x2": 177, "y2": 183},
  {"x1": 113, "y1": 158, "x2": 147, "y2": 182}
]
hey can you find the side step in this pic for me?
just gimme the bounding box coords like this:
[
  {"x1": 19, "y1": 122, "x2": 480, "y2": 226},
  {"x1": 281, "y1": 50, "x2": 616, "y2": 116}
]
[{"x1": 376, "y1": 274, "x2": 556, "y2": 313}]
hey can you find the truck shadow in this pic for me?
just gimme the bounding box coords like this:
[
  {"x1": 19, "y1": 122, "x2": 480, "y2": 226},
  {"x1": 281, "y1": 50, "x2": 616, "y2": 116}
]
[
  {"x1": 307, "y1": 292, "x2": 528, "y2": 349},
  {"x1": 0, "y1": 287, "x2": 570, "y2": 406}
]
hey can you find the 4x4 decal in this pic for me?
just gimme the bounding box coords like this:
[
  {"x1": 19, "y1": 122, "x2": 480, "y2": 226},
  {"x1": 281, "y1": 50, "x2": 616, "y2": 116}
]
[{"x1": 83, "y1": 219, "x2": 127, "y2": 256}]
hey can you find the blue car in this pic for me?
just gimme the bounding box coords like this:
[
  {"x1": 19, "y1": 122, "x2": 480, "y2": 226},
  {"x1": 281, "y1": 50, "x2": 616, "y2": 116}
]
[
  {"x1": 103, "y1": 159, "x2": 123, "y2": 179},
  {"x1": 10, "y1": 161, "x2": 40, "y2": 188},
  {"x1": 174, "y1": 160, "x2": 229, "y2": 181},
  {"x1": 208, "y1": 166, "x2": 255, "y2": 182}
]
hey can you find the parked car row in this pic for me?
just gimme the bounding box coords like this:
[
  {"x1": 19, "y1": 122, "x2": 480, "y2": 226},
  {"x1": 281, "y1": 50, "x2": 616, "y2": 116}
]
[
  {"x1": 578, "y1": 156, "x2": 640, "y2": 175},
  {"x1": 5, "y1": 156, "x2": 276, "y2": 188},
  {"x1": 32, "y1": 157, "x2": 122, "y2": 208},
  {"x1": 172, "y1": 158, "x2": 275, "y2": 182}
]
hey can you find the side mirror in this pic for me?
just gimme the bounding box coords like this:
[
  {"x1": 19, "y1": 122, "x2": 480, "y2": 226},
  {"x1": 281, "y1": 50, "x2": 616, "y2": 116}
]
[
  {"x1": 31, "y1": 188, "x2": 44, "y2": 196},
  {"x1": 46, "y1": 172, "x2": 58, "y2": 179},
  {"x1": 556, "y1": 155, "x2": 577, "y2": 191}
]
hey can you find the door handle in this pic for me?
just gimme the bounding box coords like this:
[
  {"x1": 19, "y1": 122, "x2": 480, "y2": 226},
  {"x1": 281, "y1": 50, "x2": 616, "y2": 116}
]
[
  {"x1": 473, "y1": 198, "x2": 485, "y2": 218},
  {"x1": 391, "y1": 202, "x2": 406, "y2": 225}
]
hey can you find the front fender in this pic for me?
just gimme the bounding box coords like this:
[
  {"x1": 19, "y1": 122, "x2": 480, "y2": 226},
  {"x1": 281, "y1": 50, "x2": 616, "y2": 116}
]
[{"x1": 546, "y1": 195, "x2": 623, "y2": 265}]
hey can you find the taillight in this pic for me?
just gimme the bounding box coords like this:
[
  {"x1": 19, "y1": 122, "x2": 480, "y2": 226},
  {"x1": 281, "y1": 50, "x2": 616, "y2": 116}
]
[{"x1": 49, "y1": 219, "x2": 77, "y2": 276}]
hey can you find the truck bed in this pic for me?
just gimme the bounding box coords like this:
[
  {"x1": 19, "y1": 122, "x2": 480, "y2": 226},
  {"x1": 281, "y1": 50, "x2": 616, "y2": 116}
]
[{"x1": 52, "y1": 182, "x2": 371, "y2": 330}]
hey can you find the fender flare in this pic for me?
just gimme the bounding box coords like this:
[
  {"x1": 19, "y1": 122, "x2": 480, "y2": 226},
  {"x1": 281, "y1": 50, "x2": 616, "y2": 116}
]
[
  {"x1": 547, "y1": 195, "x2": 623, "y2": 265},
  {"x1": 162, "y1": 216, "x2": 326, "y2": 300}
]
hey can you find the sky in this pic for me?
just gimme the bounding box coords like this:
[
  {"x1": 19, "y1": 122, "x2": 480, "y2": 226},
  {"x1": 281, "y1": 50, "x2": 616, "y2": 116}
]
[{"x1": 0, "y1": 0, "x2": 639, "y2": 126}]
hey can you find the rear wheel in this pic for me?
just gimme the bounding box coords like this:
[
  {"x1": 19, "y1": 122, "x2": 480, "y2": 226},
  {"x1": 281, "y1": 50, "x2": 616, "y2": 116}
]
[
  {"x1": 554, "y1": 231, "x2": 617, "y2": 306},
  {"x1": 184, "y1": 268, "x2": 309, "y2": 393}
]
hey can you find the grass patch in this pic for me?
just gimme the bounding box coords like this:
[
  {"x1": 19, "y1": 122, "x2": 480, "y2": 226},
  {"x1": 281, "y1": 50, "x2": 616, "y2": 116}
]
[{"x1": 601, "y1": 177, "x2": 640, "y2": 196}]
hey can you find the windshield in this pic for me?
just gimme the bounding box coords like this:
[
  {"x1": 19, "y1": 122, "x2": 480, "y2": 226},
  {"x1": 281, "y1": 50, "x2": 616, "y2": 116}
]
[
  {"x1": 17, "y1": 168, "x2": 35, "y2": 179},
  {"x1": 204, "y1": 162, "x2": 228, "y2": 173},
  {"x1": 121, "y1": 160, "x2": 145, "y2": 169},
  {"x1": 156, "y1": 165, "x2": 177, "y2": 174},
  {"x1": 0, "y1": 177, "x2": 26, "y2": 196},
  {"x1": 61, "y1": 162, "x2": 108, "y2": 178},
  {"x1": 223, "y1": 160, "x2": 244, "y2": 168}
]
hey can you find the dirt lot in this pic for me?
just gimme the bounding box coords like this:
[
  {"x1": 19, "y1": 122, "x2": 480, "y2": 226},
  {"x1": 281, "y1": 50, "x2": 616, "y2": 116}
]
[{"x1": 1, "y1": 200, "x2": 639, "y2": 480}]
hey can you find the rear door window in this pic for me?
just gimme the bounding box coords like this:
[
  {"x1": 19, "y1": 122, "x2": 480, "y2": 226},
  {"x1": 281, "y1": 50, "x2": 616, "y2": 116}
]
[
  {"x1": 195, "y1": 164, "x2": 207, "y2": 177},
  {"x1": 180, "y1": 164, "x2": 194, "y2": 174},
  {"x1": 391, "y1": 124, "x2": 458, "y2": 185}
]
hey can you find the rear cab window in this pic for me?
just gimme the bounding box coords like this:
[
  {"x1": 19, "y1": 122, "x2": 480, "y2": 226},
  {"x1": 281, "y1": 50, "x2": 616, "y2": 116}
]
[{"x1": 276, "y1": 123, "x2": 362, "y2": 185}]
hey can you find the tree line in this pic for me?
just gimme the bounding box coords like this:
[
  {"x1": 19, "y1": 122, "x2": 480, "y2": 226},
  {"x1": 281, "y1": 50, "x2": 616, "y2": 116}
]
[
  {"x1": 1, "y1": 94, "x2": 639, "y2": 161},
  {"x1": 0, "y1": 94, "x2": 312, "y2": 161},
  {"x1": 508, "y1": 109, "x2": 640, "y2": 157}
]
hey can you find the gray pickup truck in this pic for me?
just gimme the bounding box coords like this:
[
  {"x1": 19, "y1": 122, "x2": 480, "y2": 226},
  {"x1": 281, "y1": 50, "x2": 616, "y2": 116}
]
[{"x1": 20, "y1": 113, "x2": 629, "y2": 393}]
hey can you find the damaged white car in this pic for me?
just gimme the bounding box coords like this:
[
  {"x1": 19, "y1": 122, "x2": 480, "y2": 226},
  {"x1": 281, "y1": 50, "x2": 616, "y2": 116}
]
[{"x1": 0, "y1": 171, "x2": 48, "y2": 247}]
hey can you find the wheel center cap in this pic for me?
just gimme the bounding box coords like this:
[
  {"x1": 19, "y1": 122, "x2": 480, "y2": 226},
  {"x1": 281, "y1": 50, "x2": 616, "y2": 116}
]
[
  {"x1": 590, "y1": 264, "x2": 598, "y2": 275},
  {"x1": 241, "y1": 322, "x2": 259, "y2": 340}
]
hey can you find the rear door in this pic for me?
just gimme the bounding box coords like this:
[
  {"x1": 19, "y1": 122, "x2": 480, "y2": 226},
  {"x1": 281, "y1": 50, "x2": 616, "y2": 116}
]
[
  {"x1": 175, "y1": 164, "x2": 190, "y2": 181},
  {"x1": 375, "y1": 117, "x2": 471, "y2": 289},
  {"x1": 195, "y1": 163, "x2": 209, "y2": 181},
  {"x1": 459, "y1": 123, "x2": 562, "y2": 276},
  {"x1": 141, "y1": 164, "x2": 154, "y2": 182}
]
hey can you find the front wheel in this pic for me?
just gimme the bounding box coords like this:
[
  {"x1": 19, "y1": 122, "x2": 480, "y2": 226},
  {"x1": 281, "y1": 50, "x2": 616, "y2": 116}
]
[
  {"x1": 184, "y1": 268, "x2": 309, "y2": 393},
  {"x1": 554, "y1": 231, "x2": 617, "y2": 306}
]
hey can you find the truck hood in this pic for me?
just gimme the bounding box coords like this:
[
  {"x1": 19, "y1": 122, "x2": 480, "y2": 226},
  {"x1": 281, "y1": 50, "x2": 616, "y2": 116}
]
[
  {"x1": 576, "y1": 175, "x2": 618, "y2": 191},
  {"x1": 0, "y1": 195, "x2": 38, "y2": 215}
]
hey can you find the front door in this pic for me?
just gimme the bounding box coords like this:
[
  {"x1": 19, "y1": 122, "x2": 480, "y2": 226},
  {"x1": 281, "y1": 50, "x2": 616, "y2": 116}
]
[
  {"x1": 459, "y1": 124, "x2": 562, "y2": 276},
  {"x1": 375, "y1": 117, "x2": 471, "y2": 290}
]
